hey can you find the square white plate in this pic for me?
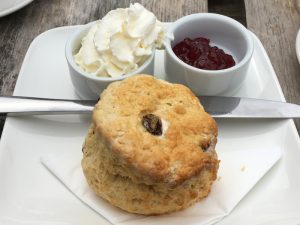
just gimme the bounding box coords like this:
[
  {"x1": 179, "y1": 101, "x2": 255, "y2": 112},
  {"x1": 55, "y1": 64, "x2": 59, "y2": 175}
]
[
  {"x1": 0, "y1": 0, "x2": 33, "y2": 17},
  {"x1": 0, "y1": 25, "x2": 300, "y2": 225}
]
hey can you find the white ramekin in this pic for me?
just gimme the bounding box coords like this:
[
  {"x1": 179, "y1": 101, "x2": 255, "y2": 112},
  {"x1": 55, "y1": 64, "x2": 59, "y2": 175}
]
[
  {"x1": 164, "y1": 13, "x2": 254, "y2": 96},
  {"x1": 65, "y1": 22, "x2": 155, "y2": 99}
]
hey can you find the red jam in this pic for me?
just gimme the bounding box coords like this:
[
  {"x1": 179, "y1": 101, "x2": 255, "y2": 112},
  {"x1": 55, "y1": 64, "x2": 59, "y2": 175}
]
[{"x1": 172, "y1": 37, "x2": 235, "y2": 70}]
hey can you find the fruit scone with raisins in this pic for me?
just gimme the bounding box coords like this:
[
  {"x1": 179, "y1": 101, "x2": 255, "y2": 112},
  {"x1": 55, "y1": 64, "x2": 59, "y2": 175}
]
[{"x1": 81, "y1": 74, "x2": 219, "y2": 215}]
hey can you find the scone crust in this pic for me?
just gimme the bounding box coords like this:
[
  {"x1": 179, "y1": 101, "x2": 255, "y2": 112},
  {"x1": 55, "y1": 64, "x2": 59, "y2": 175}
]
[
  {"x1": 92, "y1": 75, "x2": 218, "y2": 187},
  {"x1": 82, "y1": 124, "x2": 218, "y2": 215}
]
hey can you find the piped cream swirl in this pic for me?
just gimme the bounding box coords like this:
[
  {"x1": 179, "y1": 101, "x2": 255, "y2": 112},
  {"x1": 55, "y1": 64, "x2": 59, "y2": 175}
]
[{"x1": 74, "y1": 3, "x2": 165, "y2": 77}]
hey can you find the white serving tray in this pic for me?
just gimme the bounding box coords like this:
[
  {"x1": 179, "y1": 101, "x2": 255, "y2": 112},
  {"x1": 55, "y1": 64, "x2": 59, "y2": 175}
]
[{"x1": 0, "y1": 25, "x2": 300, "y2": 225}]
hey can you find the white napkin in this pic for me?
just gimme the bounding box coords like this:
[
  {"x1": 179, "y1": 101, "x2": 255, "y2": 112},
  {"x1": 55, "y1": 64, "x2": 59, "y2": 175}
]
[{"x1": 41, "y1": 146, "x2": 282, "y2": 225}]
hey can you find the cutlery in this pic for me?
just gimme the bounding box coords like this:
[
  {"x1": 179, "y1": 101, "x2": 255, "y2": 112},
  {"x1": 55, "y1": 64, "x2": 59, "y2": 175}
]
[{"x1": 1, "y1": 96, "x2": 300, "y2": 118}]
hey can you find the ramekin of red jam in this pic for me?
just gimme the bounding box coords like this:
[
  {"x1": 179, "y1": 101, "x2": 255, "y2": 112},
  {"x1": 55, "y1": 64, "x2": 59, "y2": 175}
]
[
  {"x1": 164, "y1": 13, "x2": 253, "y2": 96},
  {"x1": 172, "y1": 37, "x2": 236, "y2": 70}
]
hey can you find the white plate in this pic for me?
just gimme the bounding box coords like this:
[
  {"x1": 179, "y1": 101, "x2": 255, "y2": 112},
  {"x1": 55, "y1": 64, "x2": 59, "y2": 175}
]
[
  {"x1": 0, "y1": 0, "x2": 33, "y2": 17},
  {"x1": 296, "y1": 29, "x2": 300, "y2": 64},
  {"x1": 0, "y1": 25, "x2": 300, "y2": 225}
]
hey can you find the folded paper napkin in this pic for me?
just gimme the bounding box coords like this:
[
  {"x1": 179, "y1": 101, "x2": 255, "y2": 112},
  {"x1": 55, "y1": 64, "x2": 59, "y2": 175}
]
[{"x1": 41, "y1": 146, "x2": 282, "y2": 225}]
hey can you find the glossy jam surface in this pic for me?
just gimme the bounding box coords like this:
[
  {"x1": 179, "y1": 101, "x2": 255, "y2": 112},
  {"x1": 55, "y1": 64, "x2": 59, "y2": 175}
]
[{"x1": 172, "y1": 37, "x2": 236, "y2": 70}]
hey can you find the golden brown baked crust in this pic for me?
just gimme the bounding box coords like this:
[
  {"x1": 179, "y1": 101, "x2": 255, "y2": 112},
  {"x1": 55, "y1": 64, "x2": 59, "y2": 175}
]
[
  {"x1": 82, "y1": 75, "x2": 219, "y2": 214},
  {"x1": 92, "y1": 75, "x2": 218, "y2": 187}
]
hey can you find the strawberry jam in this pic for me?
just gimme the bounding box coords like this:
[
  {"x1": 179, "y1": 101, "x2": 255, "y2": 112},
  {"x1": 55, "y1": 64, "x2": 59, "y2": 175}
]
[{"x1": 172, "y1": 37, "x2": 235, "y2": 70}]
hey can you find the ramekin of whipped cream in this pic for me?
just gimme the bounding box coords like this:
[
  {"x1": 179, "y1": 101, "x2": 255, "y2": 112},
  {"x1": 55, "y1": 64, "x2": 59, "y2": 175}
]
[{"x1": 66, "y1": 3, "x2": 165, "y2": 99}]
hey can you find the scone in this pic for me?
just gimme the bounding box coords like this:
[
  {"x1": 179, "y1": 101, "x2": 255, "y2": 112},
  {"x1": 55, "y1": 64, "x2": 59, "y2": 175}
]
[{"x1": 81, "y1": 75, "x2": 219, "y2": 215}]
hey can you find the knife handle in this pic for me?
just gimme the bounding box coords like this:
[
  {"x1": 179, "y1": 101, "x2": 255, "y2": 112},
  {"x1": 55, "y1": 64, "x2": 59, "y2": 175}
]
[{"x1": 0, "y1": 96, "x2": 95, "y2": 115}]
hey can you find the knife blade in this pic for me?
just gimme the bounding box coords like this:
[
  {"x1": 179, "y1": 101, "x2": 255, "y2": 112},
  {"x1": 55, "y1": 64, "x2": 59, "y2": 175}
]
[{"x1": 0, "y1": 96, "x2": 300, "y2": 118}]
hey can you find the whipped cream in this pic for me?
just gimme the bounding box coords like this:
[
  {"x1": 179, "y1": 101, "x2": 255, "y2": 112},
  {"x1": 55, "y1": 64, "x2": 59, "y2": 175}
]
[{"x1": 74, "y1": 3, "x2": 165, "y2": 77}]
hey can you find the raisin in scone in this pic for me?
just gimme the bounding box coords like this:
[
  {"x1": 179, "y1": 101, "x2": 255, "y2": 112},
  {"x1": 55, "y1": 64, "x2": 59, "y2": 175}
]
[{"x1": 81, "y1": 75, "x2": 219, "y2": 215}]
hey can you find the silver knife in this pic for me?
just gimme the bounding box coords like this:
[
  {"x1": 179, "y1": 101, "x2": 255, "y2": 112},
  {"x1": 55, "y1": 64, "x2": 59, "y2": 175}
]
[{"x1": 0, "y1": 96, "x2": 300, "y2": 118}]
